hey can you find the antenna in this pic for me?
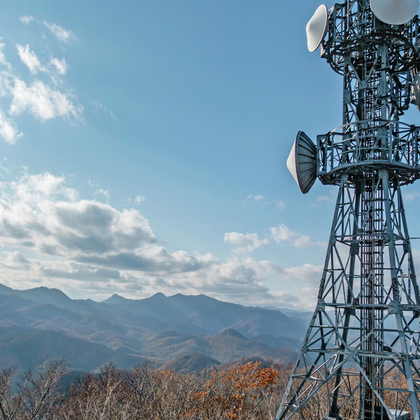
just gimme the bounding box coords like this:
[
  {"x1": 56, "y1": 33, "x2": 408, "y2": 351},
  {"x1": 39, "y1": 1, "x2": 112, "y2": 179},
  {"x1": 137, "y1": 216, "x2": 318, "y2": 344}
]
[
  {"x1": 286, "y1": 131, "x2": 317, "y2": 194},
  {"x1": 306, "y1": 5, "x2": 328, "y2": 52},
  {"x1": 370, "y1": 0, "x2": 419, "y2": 25},
  {"x1": 276, "y1": 2, "x2": 420, "y2": 420}
]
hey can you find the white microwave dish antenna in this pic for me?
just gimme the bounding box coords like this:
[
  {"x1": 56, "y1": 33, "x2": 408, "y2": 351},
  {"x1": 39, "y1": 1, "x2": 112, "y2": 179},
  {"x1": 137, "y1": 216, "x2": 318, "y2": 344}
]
[
  {"x1": 306, "y1": 4, "x2": 328, "y2": 52},
  {"x1": 286, "y1": 131, "x2": 317, "y2": 194},
  {"x1": 370, "y1": 0, "x2": 419, "y2": 25}
]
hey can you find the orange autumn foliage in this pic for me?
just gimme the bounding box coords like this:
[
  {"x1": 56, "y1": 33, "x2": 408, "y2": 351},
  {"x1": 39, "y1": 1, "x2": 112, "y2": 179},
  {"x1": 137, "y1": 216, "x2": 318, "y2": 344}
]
[{"x1": 189, "y1": 362, "x2": 279, "y2": 419}]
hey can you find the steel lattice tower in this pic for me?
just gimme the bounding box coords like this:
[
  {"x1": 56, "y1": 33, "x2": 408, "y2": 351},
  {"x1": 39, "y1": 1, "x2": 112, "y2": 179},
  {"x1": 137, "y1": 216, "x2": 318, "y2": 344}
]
[{"x1": 276, "y1": 1, "x2": 420, "y2": 420}]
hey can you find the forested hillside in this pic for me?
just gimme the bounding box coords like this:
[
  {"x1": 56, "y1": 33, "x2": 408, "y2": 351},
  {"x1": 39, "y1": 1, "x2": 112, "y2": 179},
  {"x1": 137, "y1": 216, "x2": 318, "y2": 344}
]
[{"x1": 0, "y1": 284, "x2": 304, "y2": 372}]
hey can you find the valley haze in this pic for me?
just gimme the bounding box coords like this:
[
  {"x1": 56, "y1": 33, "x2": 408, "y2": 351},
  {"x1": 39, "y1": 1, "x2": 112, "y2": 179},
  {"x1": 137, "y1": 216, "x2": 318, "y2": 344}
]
[{"x1": 0, "y1": 283, "x2": 305, "y2": 373}]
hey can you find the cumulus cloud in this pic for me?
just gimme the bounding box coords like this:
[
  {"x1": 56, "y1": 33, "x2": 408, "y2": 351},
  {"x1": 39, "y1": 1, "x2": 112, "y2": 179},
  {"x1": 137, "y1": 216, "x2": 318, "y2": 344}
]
[
  {"x1": 270, "y1": 224, "x2": 326, "y2": 248},
  {"x1": 0, "y1": 172, "x2": 226, "y2": 299},
  {"x1": 51, "y1": 202, "x2": 156, "y2": 255},
  {"x1": 12, "y1": 172, "x2": 77, "y2": 201},
  {"x1": 0, "y1": 170, "x2": 324, "y2": 309},
  {"x1": 188, "y1": 258, "x2": 273, "y2": 297},
  {"x1": 40, "y1": 263, "x2": 123, "y2": 282},
  {"x1": 1, "y1": 247, "x2": 307, "y2": 307},
  {"x1": 9, "y1": 78, "x2": 82, "y2": 121},
  {"x1": 135, "y1": 195, "x2": 145, "y2": 203},
  {"x1": 162, "y1": 257, "x2": 317, "y2": 309},
  {"x1": 42, "y1": 22, "x2": 77, "y2": 44},
  {"x1": 76, "y1": 248, "x2": 214, "y2": 274},
  {"x1": 284, "y1": 263, "x2": 323, "y2": 286},
  {"x1": 16, "y1": 44, "x2": 46, "y2": 74},
  {"x1": 0, "y1": 173, "x2": 155, "y2": 257},
  {"x1": 224, "y1": 232, "x2": 269, "y2": 254},
  {"x1": 0, "y1": 171, "x2": 264, "y2": 304},
  {"x1": 2, "y1": 251, "x2": 31, "y2": 270}
]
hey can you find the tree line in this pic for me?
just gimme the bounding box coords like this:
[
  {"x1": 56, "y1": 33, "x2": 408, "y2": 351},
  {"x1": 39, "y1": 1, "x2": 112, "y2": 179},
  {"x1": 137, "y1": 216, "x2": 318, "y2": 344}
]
[{"x1": 0, "y1": 359, "x2": 410, "y2": 419}]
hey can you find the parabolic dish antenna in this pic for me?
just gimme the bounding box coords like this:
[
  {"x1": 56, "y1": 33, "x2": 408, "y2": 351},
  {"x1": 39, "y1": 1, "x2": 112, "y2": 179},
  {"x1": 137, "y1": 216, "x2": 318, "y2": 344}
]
[
  {"x1": 306, "y1": 5, "x2": 328, "y2": 52},
  {"x1": 370, "y1": 0, "x2": 419, "y2": 25},
  {"x1": 286, "y1": 131, "x2": 317, "y2": 194}
]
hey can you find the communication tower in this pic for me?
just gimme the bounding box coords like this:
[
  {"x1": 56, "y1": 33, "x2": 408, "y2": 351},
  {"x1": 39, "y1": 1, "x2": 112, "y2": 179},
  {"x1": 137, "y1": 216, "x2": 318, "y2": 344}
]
[{"x1": 276, "y1": 0, "x2": 420, "y2": 419}]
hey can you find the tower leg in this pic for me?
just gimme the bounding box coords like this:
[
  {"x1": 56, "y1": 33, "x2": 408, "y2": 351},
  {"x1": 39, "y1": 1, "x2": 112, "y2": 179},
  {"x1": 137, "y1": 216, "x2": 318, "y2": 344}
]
[{"x1": 276, "y1": 172, "x2": 420, "y2": 420}]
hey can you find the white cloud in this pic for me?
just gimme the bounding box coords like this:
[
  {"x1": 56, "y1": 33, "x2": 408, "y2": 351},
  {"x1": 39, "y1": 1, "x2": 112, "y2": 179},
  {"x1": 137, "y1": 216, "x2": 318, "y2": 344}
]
[
  {"x1": 0, "y1": 110, "x2": 22, "y2": 144},
  {"x1": 42, "y1": 22, "x2": 77, "y2": 44},
  {"x1": 185, "y1": 258, "x2": 274, "y2": 298},
  {"x1": 12, "y1": 172, "x2": 78, "y2": 202},
  {"x1": 310, "y1": 190, "x2": 337, "y2": 207},
  {"x1": 50, "y1": 57, "x2": 68, "y2": 75},
  {"x1": 77, "y1": 247, "x2": 215, "y2": 275},
  {"x1": 224, "y1": 232, "x2": 269, "y2": 254},
  {"x1": 270, "y1": 224, "x2": 326, "y2": 248},
  {"x1": 247, "y1": 194, "x2": 265, "y2": 201},
  {"x1": 282, "y1": 264, "x2": 324, "y2": 308},
  {"x1": 2, "y1": 251, "x2": 31, "y2": 270},
  {"x1": 16, "y1": 44, "x2": 46, "y2": 74},
  {"x1": 20, "y1": 16, "x2": 34, "y2": 25},
  {"x1": 39, "y1": 261, "x2": 123, "y2": 282},
  {"x1": 160, "y1": 257, "x2": 319, "y2": 309},
  {"x1": 124, "y1": 195, "x2": 146, "y2": 205},
  {"x1": 0, "y1": 31, "x2": 82, "y2": 144},
  {"x1": 0, "y1": 171, "x2": 250, "y2": 303},
  {"x1": 0, "y1": 169, "x2": 324, "y2": 310},
  {"x1": 9, "y1": 78, "x2": 82, "y2": 121},
  {"x1": 284, "y1": 263, "x2": 323, "y2": 286},
  {"x1": 0, "y1": 173, "x2": 156, "y2": 258}
]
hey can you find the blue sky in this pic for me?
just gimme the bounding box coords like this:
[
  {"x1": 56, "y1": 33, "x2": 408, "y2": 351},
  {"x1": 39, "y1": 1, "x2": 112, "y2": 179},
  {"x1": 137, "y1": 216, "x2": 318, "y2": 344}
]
[{"x1": 0, "y1": 0, "x2": 418, "y2": 310}]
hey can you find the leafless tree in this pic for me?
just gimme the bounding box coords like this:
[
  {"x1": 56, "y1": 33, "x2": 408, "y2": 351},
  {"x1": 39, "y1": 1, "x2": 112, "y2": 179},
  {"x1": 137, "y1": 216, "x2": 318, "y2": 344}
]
[{"x1": 0, "y1": 360, "x2": 68, "y2": 420}]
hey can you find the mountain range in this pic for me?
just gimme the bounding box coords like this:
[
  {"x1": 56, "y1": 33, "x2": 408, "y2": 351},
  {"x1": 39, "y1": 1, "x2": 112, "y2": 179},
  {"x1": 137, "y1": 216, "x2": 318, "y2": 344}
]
[{"x1": 0, "y1": 284, "x2": 307, "y2": 373}]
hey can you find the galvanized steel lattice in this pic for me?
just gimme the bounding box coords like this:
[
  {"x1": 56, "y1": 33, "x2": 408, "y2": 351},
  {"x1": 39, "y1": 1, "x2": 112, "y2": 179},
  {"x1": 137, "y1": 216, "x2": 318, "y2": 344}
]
[{"x1": 276, "y1": 1, "x2": 420, "y2": 420}]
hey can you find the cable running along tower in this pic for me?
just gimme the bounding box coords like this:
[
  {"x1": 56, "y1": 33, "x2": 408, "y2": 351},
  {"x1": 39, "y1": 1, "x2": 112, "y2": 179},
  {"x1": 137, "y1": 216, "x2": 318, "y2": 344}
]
[{"x1": 277, "y1": 0, "x2": 420, "y2": 419}]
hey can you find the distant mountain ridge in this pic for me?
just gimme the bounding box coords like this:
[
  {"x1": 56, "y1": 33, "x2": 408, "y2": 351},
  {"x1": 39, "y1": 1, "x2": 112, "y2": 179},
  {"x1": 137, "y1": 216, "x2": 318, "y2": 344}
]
[
  {"x1": 103, "y1": 292, "x2": 306, "y2": 338},
  {"x1": 0, "y1": 325, "x2": 146, "y2": 372},
  {"x1": 0, "y1": 284, "x2": 305, "y2": 373}
]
